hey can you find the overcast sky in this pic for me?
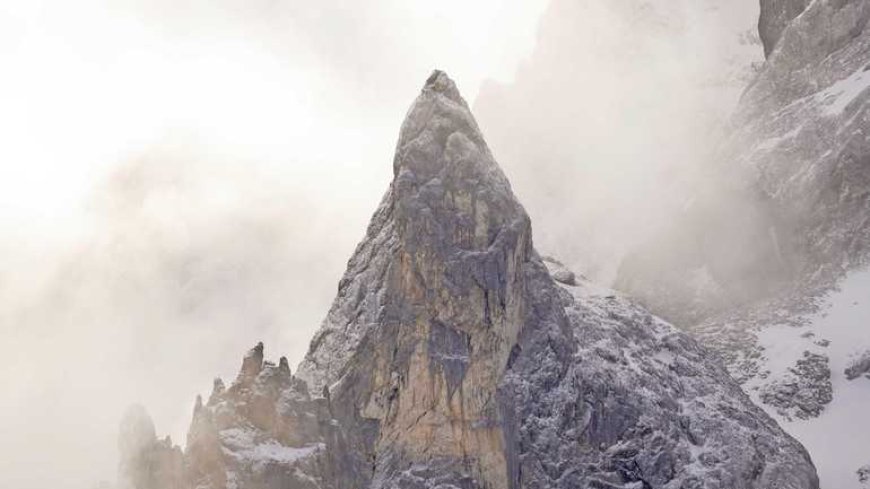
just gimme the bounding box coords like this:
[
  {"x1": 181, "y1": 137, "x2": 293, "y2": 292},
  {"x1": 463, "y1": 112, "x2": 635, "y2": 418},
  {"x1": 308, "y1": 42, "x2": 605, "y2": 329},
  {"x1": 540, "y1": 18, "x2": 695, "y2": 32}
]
[{"x1": 0, "y1": 1, "x2": 758, "y2": 488}]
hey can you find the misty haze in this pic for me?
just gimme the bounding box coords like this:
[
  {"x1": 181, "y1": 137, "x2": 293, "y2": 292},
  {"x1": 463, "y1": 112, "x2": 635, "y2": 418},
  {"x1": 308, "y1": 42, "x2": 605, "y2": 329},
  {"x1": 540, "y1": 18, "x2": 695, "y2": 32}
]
[{"x1": 1, "y1": 1, "x2": 869, "y2": 489}]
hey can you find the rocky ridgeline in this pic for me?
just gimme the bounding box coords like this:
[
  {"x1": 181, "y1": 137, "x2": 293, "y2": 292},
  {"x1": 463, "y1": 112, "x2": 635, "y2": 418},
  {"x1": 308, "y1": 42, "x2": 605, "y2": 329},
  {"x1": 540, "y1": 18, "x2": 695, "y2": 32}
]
[
  {"x1": 118, "y1": 343, "x2": 349, "y2": 489},
  {"x1": 118, "y1": 71, "x2": 819, "y2": 489}
]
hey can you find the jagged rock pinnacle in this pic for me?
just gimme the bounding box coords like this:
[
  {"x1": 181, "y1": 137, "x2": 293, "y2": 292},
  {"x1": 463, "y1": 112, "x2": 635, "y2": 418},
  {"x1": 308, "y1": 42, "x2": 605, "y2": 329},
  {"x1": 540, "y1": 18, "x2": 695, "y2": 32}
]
[
  {"x1": 392, "y1": 70, "x2": 505, "y2": 191},
  {"x1": 237, "y1": 342, "x2": 264, "y2": 382},
  {"x1": 300, "y1": 70, "x2": 530, "y2": 393},
  {"x1": 423, "y1": 69, "x2": 464, "y2": 104}
]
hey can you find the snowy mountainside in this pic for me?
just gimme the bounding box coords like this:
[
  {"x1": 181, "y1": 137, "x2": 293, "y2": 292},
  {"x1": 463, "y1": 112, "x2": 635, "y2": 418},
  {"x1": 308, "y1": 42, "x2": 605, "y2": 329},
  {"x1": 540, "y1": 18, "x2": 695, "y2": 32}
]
[{"x1": 616, "y1": 1, "x2": 870, "y2": 487}]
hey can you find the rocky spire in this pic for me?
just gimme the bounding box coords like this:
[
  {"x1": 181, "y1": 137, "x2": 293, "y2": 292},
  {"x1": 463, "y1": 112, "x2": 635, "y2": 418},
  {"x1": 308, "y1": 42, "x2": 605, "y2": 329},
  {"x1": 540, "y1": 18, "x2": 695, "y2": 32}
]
[
  {"x1": 293, "y1": 71, "x2": 819, "y2": 489},
  {"x1": 295, "y1": 70, "x2": 537, "y2": 488},
  {"x1": 237, "y1": 341, "x2": 264, "y2": 383}
]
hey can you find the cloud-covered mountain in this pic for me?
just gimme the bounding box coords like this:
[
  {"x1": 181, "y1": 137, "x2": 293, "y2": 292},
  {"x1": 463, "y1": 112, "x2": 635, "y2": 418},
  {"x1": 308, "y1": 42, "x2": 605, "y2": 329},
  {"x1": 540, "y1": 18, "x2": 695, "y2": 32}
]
[{"x1": 115, "y1": 71, "x2": 819, "y2": 489}]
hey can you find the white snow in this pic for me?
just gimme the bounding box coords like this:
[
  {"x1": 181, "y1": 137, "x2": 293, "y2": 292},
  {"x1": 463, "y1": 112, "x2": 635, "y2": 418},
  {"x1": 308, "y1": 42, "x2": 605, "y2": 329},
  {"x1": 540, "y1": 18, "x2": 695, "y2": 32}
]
[
  {"x1": 817, "y1": 68, "x2": 870, "y2": 117},
  {"x1": 234, "y1": 441, "x2": 322, "y2": 465},
  {"x1": 755, "y1": 126, "x2": 803, "y2": 152},
  {"x1": 750, "y1": 268, "x2": 870, "y2": 489},
  {"x1": 219, "y1": 428, "x2": 323, "y2": 465}
]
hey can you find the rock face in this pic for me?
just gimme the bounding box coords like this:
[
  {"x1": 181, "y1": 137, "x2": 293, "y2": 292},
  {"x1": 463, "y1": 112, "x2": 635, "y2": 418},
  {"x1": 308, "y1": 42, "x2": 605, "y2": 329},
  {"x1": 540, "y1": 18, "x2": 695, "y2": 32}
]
[
  {"x1": 118, "y1": 72, "x2": 819, "y2": 489},
  {"x1": 845, "y1": 350, "x2": 870, "y2": 380},
  {"x1": 758, "y1": 0, "x2": 812, "y2": 57},
  {"x1": 296, "y1": 68, "x2": 535, "y2": 489},
  {"x1": 757, "y1": 351, "x2": 832, "y2": 420},
  {"x1": 184, "y1": 343, "x2": 352, "y2": 489},
  {"x1": 616, "y1": 0, "x2": 870, "y2": 417},
  {"x1": 735, "y1": 0, "x2": 870, "y2": 275}
]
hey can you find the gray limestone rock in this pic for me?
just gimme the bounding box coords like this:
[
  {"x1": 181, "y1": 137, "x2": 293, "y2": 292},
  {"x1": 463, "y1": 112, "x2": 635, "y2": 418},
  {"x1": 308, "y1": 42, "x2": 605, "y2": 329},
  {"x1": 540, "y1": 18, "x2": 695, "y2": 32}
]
[
  {"x1": 758, "y1": 351, "x2": 833, "y2": 420},
  {"x1": 758, "y1": 0, "x2": 812, "y2": 57}
]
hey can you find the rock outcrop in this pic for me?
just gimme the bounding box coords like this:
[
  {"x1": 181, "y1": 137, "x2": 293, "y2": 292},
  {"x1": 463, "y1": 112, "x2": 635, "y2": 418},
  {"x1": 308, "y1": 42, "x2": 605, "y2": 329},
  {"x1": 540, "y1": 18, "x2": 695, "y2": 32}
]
[
  {"x1": 845, "y1": 350, "x2": 870, "y2": 380},
  {"x1": 602, "y1": 2, "x2": 870, "y2": 486},
  {"x1": 117, "y1": 71, "x2": 819, "y2": 489},
  {"x1": 184, "y1": 343, "x2": 349, "y2": 489},
  {"x1": 758, "y1": 351, "x2": 832, "y2": 420},
  {"x1": 699, "y1": 0, "x2": 870, "y2": 413},
  {"x1": 859, "y1": 464, "x2": 870, "y2": 486}
]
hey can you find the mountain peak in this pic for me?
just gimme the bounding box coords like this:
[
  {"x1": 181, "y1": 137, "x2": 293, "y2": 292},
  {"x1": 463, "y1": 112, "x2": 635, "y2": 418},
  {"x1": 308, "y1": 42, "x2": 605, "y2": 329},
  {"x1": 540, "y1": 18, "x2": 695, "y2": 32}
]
[
  {"x1": 391, "y1": 69, "x2": 505, "y2": 189},
  {"x1": 423, "y1": 69, "x2": 463, "y2": 103},
  {"x1": 292, "y1": 71, "x2": 817, "y2": 489}
]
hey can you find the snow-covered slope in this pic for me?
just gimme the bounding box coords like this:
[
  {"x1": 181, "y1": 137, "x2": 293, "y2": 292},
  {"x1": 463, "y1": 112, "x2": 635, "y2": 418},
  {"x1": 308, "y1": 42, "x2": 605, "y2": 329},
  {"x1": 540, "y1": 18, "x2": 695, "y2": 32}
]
[{"x1": 741, "y1": 268, "x2": 870, "y2": 489}]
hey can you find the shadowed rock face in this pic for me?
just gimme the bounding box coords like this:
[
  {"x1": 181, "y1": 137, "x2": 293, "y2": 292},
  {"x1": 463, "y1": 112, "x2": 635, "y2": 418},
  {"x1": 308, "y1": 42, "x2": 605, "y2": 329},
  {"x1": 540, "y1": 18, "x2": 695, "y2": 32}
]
[
  {"x1": 117, "y1": 71, "x2": 819, "y2": 489},
  {"x1": 296, "y1": 69, "x2": 533, "y2": 489},
  {"x1": 759, "y1": 0, "x2": 812, "y2": 57}
]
